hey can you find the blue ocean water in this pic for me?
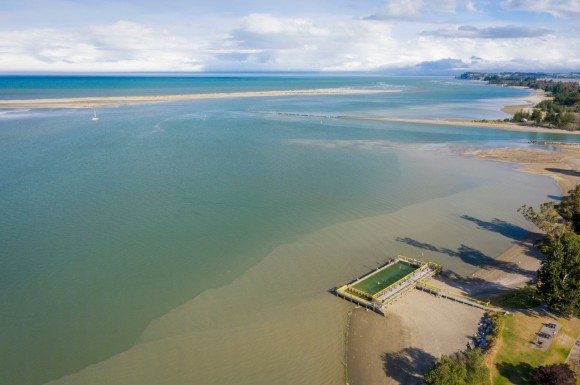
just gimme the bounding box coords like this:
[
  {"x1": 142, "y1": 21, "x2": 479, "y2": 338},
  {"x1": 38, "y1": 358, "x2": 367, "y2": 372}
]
[{"x1": 0, "y1": 75, "x2": 577, "y2": 385}]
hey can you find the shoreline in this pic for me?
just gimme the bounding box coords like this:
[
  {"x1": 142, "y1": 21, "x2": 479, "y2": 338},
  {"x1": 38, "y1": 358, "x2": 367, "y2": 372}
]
[
  {"x1": 346, "y1": 87, "x2": 580, "y2": 384},
  {"x1": 500, "y1": 88, "x2": 550, "y2": 115},
  {"x1": 455, "y1": 143, "x2": 580, "y2": 293},
  {"x1": 0, "y1": 89, "x2": 397, "y2": 109},
  {"x1": 346, "y1": 145, "x2": 580, "y2": 384},
  {"x1": 464, "y1": 144, "x2": 580, "y2": 195}
]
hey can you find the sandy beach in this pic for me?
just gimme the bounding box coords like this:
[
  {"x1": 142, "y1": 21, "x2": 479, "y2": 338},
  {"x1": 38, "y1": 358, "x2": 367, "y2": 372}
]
[
  {"x1": 0, "y1": 89, "x2": 396, "y2": 109},
  {"x1": 347, "y1": 291, "x2": 485, "y2": 385},
  {"x1": 500, "y1": 88, "x2": 549, "y2": 115}
]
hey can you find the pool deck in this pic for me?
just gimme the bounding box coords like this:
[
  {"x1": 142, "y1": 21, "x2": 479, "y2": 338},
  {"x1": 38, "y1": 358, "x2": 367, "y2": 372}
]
[{"x1": 335, "y1": 256, "x2": 441, "y2": 315}]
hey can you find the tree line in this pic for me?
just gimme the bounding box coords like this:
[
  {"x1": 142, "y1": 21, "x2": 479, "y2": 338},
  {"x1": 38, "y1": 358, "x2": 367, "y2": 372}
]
[
  {"x1": 519, "y1": 185, "x2": 580, "y2": 318},
  {"x1": 459, "y1": 72, "x2": 580, "y2": 130}
]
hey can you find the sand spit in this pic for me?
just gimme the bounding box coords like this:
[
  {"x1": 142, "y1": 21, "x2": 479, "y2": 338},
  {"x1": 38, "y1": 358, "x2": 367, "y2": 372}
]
[
  {"x1": 337, "y1": 115, "x2": 580, "y2": 135},
  {"x1": 272, "y1": 110, "x2": 577, "y2": 135},
  {"x1": 0, "y1": 89, "x2": 398, "y2": 109}
]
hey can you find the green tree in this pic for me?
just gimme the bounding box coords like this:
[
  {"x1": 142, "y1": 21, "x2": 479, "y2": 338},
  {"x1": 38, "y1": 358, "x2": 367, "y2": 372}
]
[
  {"x1": 543, "y1": 111, "x2": 558, "y2": 126},
  {"x1": 536, "y1": 231, "x2": 580, "y2": 317},
  {"x1": 519, "y1": 201, "x2": 566, "y2": 239},
  {"x1": 557, "y1": 185, "x2": 580, "y2": 232},
  {"x1": 533, "y1": 363, "x2": 576, "y2": 385},
  {"x1": 531, "y1": 109, "x2": 542, "y2": 124},
  {"x1": 519, "y1": 186, "x2": 580, "y2": 317},
  {"x1": 512, "y1": 110, "x2": 530, "y2": 122},
  {"x1": 555, "y1": 110, "x2": 575, "y2": 129},
  {"x1": 424, "y1": 349, "x2": 490, "y2": 385},
  {"x1": 463, "y1": 349, "x2": 491, "y2": 385}
]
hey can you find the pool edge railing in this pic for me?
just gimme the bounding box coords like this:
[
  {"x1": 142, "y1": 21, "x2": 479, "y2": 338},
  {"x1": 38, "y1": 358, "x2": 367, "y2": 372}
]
[{"x1": 334, "y1": 255, "x2": 442, "y2": 315}]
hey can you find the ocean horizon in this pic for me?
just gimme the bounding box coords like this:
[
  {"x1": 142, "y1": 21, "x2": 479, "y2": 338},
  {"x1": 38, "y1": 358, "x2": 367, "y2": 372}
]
[{"x1": 0, "y1": 75, "x2": 576, "y2": 385}]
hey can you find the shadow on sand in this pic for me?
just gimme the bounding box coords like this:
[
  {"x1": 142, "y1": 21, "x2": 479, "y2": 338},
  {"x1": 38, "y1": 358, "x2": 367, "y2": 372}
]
[
  {"x1": 395, "y1": 237, "x2": 537, "y2": 277},
  {"x1": 460, "y1": 215, "x2": 528, "y2": 240},
  {"x1": 544, "y1": 167, "x2": 580, "y2": 178},
  {"x1": 395, "y1": 232, "x2": 544, "y2": 297},
  {"x1": 381, "y1": 347, "x2": 436, "y2": 385}
]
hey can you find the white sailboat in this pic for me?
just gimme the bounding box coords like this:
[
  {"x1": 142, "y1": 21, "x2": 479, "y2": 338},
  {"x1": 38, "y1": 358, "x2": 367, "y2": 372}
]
[{"x1": 92, "y1": 110, "x2": 99, "y2": 121}]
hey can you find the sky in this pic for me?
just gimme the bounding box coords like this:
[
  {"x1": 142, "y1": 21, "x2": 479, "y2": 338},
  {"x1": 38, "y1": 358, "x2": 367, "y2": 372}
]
[{"x1": 0, "y1": 0, "x2": 579, "y2": 73}]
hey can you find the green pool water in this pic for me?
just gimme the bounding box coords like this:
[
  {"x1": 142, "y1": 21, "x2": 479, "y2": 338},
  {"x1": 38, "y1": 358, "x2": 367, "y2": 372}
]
[{"x1": 352, "y1": 262, "x2": 418, "y2": 295}]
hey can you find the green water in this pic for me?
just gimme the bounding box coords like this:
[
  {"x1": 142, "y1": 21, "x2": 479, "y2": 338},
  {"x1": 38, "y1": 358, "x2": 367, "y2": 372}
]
[
  {"x1": 0, "y1": 76, "x2": 574, "y2": 385},
  {"x1": 353, "y1": 262, "x2": 418, "y2": 295}
]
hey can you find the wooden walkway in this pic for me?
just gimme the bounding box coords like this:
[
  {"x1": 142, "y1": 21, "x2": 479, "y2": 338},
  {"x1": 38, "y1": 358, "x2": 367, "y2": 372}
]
[{"x1": 415, "y1": 282, "x2": 494, "y2": 310}]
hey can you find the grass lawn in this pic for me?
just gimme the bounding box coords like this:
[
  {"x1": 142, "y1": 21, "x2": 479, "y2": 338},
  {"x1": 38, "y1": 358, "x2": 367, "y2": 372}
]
[
  {"x1": 491, "y1": 287, "x2": 541, "y2": 309},
  {"x1": 491, "y1": 309, "x2": 580, "y2": 385}
]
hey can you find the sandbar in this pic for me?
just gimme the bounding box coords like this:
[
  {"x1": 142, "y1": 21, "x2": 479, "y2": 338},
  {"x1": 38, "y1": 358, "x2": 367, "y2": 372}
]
[
  {"x1": 337, "y1": 115, "x2": 580, "y2": 135},
  {"x1": 0, "y1": 89, "x2": 398, "y2": 109}
]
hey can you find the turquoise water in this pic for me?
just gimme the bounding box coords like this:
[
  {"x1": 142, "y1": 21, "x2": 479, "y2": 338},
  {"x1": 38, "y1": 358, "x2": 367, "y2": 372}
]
[{"x1": 0, "y1": 76, "x2": 577, "y2": 385}]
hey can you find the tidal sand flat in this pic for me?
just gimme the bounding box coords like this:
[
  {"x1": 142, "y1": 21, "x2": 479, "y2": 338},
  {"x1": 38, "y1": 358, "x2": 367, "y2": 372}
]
[{"x1": 464, "y1": 144, "x2": 580, "y2": 193}]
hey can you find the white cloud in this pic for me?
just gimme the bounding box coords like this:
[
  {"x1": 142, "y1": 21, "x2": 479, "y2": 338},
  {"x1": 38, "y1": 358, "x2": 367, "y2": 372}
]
[
  {"x1": 502, "y1": 0, "x2": 580, "y2": 18},
  {"x1": 0, "y1": 21, "x2": 208, "y2": 71},
  {"x1": 421, "y1": 25, "x2": 552, "y2": 39},
  {"x1": 367, "y1": 0, "x2": 425, "y2": 20},
  {"x1": 466, "y1": 1, "x2": 479, "y2": 12},
  {"x1": 208, "y1": 15, "x2": 409, "y2": 71},
  {"x1": 240, "y1": 13, "x2": 329, "y2": 36},
  {"x1": 365, "y1": 0, "x2": 475, "y2": 20},
  {"x1": 0, "y1": 9, "x2": 579, "y2": 73}
]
